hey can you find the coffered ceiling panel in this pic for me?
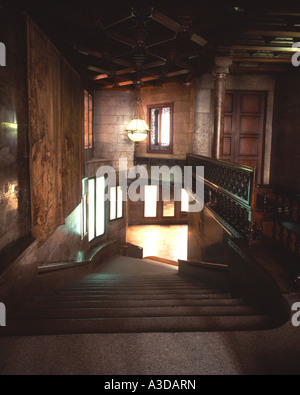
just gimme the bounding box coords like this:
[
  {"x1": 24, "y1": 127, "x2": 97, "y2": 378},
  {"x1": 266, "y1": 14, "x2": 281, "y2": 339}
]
[{"x1": 11, "y1": 0, "x2": 300, "y2": 89}]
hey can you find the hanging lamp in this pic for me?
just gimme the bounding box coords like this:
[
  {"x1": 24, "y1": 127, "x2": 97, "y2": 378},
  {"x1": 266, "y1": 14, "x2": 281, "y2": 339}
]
[{"x1": 125, "y1": 83, "x2": 150, "y2": 142}]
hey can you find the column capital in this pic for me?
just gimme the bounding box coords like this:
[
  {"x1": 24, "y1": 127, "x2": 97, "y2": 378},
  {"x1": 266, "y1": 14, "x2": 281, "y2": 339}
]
[{"x1": 213, "y1": 55, "x2": 233, "y2": 75}]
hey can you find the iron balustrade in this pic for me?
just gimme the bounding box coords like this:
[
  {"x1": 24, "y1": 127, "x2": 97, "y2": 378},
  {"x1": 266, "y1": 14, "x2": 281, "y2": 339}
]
[{"x1": 187, "y1": 154, "x2": 255, "y2": 239}]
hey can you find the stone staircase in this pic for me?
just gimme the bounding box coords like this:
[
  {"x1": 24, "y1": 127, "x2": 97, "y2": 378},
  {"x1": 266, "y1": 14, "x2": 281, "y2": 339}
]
[{"x1": 1, "y1": 256, "x2": 283, "y2": 336}]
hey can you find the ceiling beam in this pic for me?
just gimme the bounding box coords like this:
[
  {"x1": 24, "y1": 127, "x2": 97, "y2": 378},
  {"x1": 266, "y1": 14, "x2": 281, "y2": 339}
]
[
  {"x1": 246, "y1": 30, "x2": 300, "y2": 38},
  {"x1": 232, "y1": 45, "x2": 300, "y2": 52},
  {"x1": 74, "y1": 45, "x2": 136, "y2": 69},
  {"x1": 151, "y1": 10, "x2": 181, "y2": 32},
  {"x1": 97, "y1": 68, "x2": 189, "y2": 88},
  {"x1": 230, "y1": 65, "x2": 289, "y2": 72},
  {"x1": 88, "y1": 66, "x2": 108, "y2": 74},
  {"x1": 150, "y1": 10, "x2": 207, "y2": 46},
  {"x1": 166, "y1": 69, "x2": 189, "y2": 77},
  {"x1": 266, "y1": 9, "x2": 300, "y2": 17},
  {"x1": 105, "y1": 30, "x2": 136, "y2": 47},
  {"x1": 93, "y1": 73, "x2": 109, "y2": 80},
  {"x1": 143, "y1": 60, "x2": 166, "y2": 69},
  {"x1": 190, "y1": 33, "x2": 208, "y2": 47},
  {"x1": 92, "y1": 66, "x2": 136, "y2": 81},
  {"x1": 113, "y1": 58, "x2": 135, "y2": 68},
  {"x1": 233, "y1": 56, "x2": 291, "y2": 63},
  {"x1": 73, "y1": 45, "x2": 103, "y2": 58}
]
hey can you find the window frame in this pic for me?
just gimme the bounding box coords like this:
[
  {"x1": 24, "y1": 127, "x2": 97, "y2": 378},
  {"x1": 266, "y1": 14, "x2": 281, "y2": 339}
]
[
  {"x1": 109, "y1": 185, "x2": 124, "y2": 221},
  {"x1": 88, "y1": 178, "x2": 96, "y2": 242},
  {"x1": 81, "y1": 178, "x2": 88, "y2": 239},
  {"x1": 84, "y1": 90, "x2": 93, "y2": 149},
  {"x1": 143, "y1": 185, "x2": 158, "y2": 218},
  {"x1": 143, "y1": 184, "x2": 188, "y2": 221},
  {"x1": 147, "y1": 102, "x2": 173, "y2": 154},
  {"x1": 87, "y1": 176, "x2": 106, "y2": 242}
]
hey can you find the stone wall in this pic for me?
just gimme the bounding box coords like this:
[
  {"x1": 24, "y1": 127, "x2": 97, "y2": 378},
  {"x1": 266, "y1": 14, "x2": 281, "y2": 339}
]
[
  {"x1": 135, "y1": 84, "x2": 194, "y2": 160},
  {"x1": 193, "y1": 76, "x2": 212, "y2": 157},
  {"x1": 93, "y1": 90, "x2": 135, "y2": 169}
]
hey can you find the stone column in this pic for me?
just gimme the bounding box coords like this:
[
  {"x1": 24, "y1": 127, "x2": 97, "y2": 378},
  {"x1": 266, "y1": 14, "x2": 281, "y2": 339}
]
[{"x1": 212, "y1": 54, "x2": 232, "y2": 159}]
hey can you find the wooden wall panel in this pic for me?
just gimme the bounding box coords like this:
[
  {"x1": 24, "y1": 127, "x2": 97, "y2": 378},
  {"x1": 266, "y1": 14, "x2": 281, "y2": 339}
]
[
  {"x1": 26, "y1": 17, "x2": 82, "y2": 242},
  {"x1": 271, "y1": 72, "x2": 300, "y2": 191},
  {"x1": 223, "y1": 91, "x2": 266, "y2": 183},
  {"x1": 27, "y1": 17, "x2": 63, "y2": 242},
  {"x1": 61, "y1": 58, "x2": 82, "y2": 219},
  {"x1": 240, "y1": 117, "x2": 260, "y2": 135}
]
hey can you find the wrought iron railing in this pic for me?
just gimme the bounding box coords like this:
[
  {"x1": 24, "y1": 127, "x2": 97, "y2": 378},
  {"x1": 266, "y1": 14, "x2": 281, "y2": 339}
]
[{"x1": 187, "y1": 154, "x2": 255, "y2": 239}]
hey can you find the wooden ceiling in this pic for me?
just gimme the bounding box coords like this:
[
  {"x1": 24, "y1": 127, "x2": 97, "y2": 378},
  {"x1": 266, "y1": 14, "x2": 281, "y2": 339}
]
[{"x1": 19, "y1": 1, "x2": 300, "y2": 90}]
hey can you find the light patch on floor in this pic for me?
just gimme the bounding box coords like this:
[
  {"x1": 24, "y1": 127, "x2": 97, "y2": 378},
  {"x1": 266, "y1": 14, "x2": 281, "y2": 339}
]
[{"x1": 126, "y1": 225, "x2": 188, "y2": 261}]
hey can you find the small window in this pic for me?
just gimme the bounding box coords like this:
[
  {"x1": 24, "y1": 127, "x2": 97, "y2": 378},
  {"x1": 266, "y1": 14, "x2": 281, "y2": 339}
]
[
  {"x1": 88, "y1": 178, "x2": 95, "y2": 242},
  {"x1": 81, "y1": 178, "x2": 88, "y2": 238},
  {"x1": 110, "y1": 186, "x2": 123, "y2": 221},
  {"x1": 87, "y1": 176, "x2": 106, "y2": 242},
  {"x1": 117, "y1": 186, "x2": 123, "y2": 219},
  {"x1": 148, "y1": 103, "x2": 173, "y2": 154},
  {"x1": 181, "y1": 188, "x2": 189, "y2": 212},
  {"x1": 84, "y1": 90, "x2": 93, "y2": 149},
  {"x1": 163, "y1": 200, "x2": 175, "y2": 217},
  {"x1": 82, "y1": 194, "x2": 87, "y2": 235},
  {"x1": 109, "y1": 187, "x2": 117, "y2": 220},
  {"x1": 96, "y1": 176, "x2": 105, "y2": 237},
  {"x1": 144, "y1": 185, "x2": 158, "y2": 217}
]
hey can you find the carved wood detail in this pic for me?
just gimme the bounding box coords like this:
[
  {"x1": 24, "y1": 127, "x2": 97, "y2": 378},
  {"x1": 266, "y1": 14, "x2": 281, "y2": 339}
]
[{"x1": 26, "y1": 16, "x2": 82, "y2": 242}]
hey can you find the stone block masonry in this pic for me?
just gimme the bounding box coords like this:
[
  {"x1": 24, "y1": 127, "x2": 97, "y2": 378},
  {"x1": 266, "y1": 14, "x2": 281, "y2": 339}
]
[{"x1": 93, "y1": 90, "x2": 135, "y2": 170}]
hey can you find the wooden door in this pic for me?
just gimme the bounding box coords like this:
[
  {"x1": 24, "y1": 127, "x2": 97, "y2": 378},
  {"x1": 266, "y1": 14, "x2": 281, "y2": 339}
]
[{"x1": 223, "y1": 91, "x2": 266, "y2": 184}]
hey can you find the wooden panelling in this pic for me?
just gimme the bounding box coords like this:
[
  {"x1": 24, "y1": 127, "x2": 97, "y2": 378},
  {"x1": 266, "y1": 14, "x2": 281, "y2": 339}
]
[
  {"x1": 61, "y1": 58, "x2": 82, "y2": 219},
  {"x1": 224, "y1": 115, "x2": 232, "y2": 133},
  {"x1": 240, "y1": 117, "x2": 260, "y2": 135},
  {"x1": 224, "y1": 92, "x2": 234, "y2": 113},
  {"x1": 240, "y1": 93, "x2": 262, "y2": 114},
  {"x1": 239, "y1": 159, "x2": 258, "y2": 171},
  {"x1": 223, "y1": 137, "x2": 232, "y2": 156},
  {"x1": 271, "y1": 72, "x2": 300, "y2": 191},
  {"x1": 27, "y1": 17, "x2": 82, "y2": 242},
  {"x1": 223, "y1": 91, "x2": 266, "y2": 183},
  {"x1": 239, "y1": 137, "x2": 259, "y2": 156},
  {"x1": 27, "y1": 17, "x2": 63, "y2": 242}
]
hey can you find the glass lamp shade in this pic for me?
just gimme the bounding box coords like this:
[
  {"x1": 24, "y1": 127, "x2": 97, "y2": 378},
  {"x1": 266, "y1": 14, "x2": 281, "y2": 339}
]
[{"x1": 125, "y1": 118, "x2": 150, "y2": 142}]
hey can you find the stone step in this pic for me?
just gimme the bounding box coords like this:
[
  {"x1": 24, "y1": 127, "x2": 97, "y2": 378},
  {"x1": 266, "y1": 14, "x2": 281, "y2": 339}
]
[
  {"x1": 32, "y1": 292, "x2": 234, "y2": 302},
  {"x1": 50, "y1": 287, "x2": 226, "y2": 296},
  {"x1": 9, "y1": 304, "x2": 262, "y2": 320},
  {"x1": 59, "y1": 284, "x2": 217, "y2": 291},
  {"x1": 20, "y1": 297, "x2": 247, "y2": 310},
  {"x1": 1, "y1": 314, "x2": 279, "y2": 337},
  {"x1": 71, "y1": 280, "x2": 211, "y2": 287},
  {"x1": 74, "y1": 278, "x2": 183, "y2": 284},
  {"x1": 2, "y1": 256, "x2": 280, "y2": 336}
]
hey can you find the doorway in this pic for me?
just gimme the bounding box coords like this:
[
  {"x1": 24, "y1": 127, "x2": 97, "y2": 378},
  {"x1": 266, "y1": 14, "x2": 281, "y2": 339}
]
[
  {"x1": 223, "y1": 91, "x2": 266, "y2": 184},
  {"x1": 126, "y1": 224, "x2": 188, "y2": 262}
]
